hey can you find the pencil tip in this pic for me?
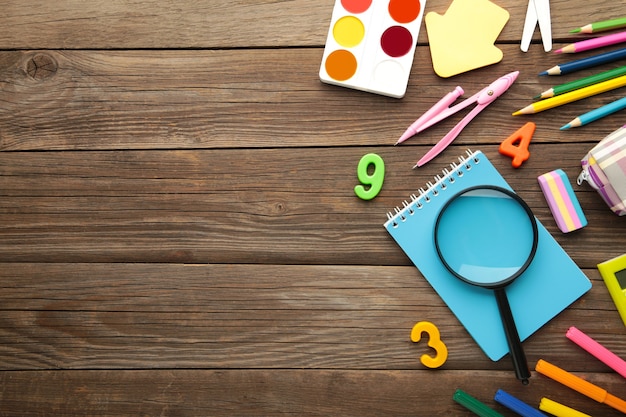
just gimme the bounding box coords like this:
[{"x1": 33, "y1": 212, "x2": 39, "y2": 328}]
[
  {"x1": 539, "y1": 71, "x2": 548, "y2": 76},
  {"x1": 512, "y1": 110, "x2": 522, "y2": 116},
  {"x1": 570, "y1": 28, "x2": 581, "y2": 33},
  {"x1": 560, "y1": 124, "x2": 571, "y2": 130},
  {"x1": 397, "y1": 131, "x2": 412, "y2": 144},
  {"x1": 554, "y1": 48, "x2": 563, "y2": 54}
]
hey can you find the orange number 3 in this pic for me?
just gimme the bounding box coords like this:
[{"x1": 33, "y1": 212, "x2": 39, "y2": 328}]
[{"x1": 410, "y1": 321, "x2": 448, "y2": 368}]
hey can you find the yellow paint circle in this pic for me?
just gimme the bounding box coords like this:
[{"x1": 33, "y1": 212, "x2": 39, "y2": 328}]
[{"x1": 333, "y1": 16, "x2": 365, "y2": 48}]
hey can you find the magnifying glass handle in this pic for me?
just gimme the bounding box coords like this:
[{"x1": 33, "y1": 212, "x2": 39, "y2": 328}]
[{"x1": 494, "y1": 288, "x2": 531, "y2": 384}]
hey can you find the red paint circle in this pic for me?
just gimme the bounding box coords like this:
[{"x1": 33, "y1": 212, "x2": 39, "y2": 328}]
[
  {"x1": 380, "y1": 26, "x2": 413, "y2": 57},
  {"x1": 388, "y1": 0, "x2": 421, "y2": 24},
  {"x1": 341, "y1": 0, "x2": 373, "y2": 14}
]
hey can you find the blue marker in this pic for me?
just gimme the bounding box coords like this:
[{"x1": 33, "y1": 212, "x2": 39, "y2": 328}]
[{"x1": 494, "y1": 389, "x2": 548, "y2": 417}]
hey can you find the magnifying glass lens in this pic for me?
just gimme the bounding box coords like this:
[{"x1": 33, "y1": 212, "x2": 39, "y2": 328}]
[{"x1": 435, "y1": 187, "x2": 536, "y2": 287}]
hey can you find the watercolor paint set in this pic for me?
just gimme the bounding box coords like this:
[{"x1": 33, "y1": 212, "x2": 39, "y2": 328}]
[{"x1": 319, "y1": 0, "x2": 427, "y2": 98}]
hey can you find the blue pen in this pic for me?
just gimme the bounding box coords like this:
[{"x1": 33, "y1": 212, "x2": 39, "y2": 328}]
[
  {"x1": 561, "y1": 95, "x2": 626, "y2": 129},
  {"x1": 540, "y1": 47, "x2": 626, "y2": 75},
  {"x1": 494, "y1": 389, "x2": 548, "y2": 417}
]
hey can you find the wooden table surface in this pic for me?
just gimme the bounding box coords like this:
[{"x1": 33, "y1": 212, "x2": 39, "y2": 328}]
[{"x1": 1, "y1": 1, "x2": 625, "y2": 415}]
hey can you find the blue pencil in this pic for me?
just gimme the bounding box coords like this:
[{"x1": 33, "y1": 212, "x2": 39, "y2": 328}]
[
  {"x1": 540, "y1": 47, "x2": 626, "y2": 75},
  {"x1": 561, "y1": 95, "x2": 626, "y2": 129}
]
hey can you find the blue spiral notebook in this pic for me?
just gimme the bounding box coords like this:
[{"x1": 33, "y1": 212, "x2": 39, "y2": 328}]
[{"x1": 384, "y1": 150, "x2": 591, "y2": 361}]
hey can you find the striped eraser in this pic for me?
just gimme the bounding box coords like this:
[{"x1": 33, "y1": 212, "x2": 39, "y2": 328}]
[{"x1": 538, "y1": 169, "x2": 587, "y2": 233}]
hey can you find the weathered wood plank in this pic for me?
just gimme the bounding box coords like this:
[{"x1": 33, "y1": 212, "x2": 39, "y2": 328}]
[
  {"x1": 0, "y1": 0, "x2": 614, "y2": 49},
  {"x1": 1, "y1": 145, "x2": 624, "y2": 266},
  {"x1": 2, "y1": 48, "x2": 624, "y2": 151},
  {"x1": 2, "y1": 1, "x2": 625, "y2": 415},
  {"x1": 1, "y1": 369, "x2": 625, "y2": 416},
  {"x1": 0, "y1": 263, "x2": 623, "y2": 372}
]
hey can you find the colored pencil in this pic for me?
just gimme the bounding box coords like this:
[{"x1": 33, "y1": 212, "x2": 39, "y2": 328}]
[
  {"x1": 540, "y1": 47, "x2": 626, "y2": 75},
  {"x1": 556, "y1": 30, "x2": 626, "y2": 53},
  {"x1": 571, "y1": 16, "x2": 626, "y2": 34},
  {"x1": 536, "y1": 65, "x2": 626, "y2": 98},
  {"x1": 513, "y1": 74, "x2": 626, "y2": 115},
  {"x1": 561, "y1": 95, "x2": 626, "y2": 129}
]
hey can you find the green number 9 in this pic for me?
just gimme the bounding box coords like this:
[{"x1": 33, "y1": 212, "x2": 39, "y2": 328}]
[{"x1": 354, "y1": 153, "x2": 385, "y2": 200}]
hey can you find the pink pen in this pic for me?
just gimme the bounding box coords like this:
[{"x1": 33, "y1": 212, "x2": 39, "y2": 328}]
[
  {"x1": 566, "y1": 326, "x2": 626, "y2": 378},
  {"x1": 414, "y1": 71, "x2": 519, "y2": 168},
  {"x1": 396, "y1": 86, "x2": 464, "y2": 145}
]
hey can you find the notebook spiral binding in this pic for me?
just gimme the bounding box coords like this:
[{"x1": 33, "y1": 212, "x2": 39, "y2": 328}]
[{"x1": 386, "y1": 149, "x2": 480, "y2": 228}]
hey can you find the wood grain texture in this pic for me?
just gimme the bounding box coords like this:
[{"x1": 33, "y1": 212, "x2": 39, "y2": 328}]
[
  {"x1": 0, "y1": 263, "x2": 622, "y2": 371},
  {"x1": 0, "y1": 0, "x2": 617, "y2": 49},
  {"x1": 1, "y1": 48, "x2": 625, "y2": 151},
  {"x1": 1, "y1": 0, "x2": 626, "y2": 415},
  {"x1": 1, "y1": 145, "x2": 625, "y2": 266},
  {"x1": 1, "y1": 369, "x2": 625, "y2": 416}
]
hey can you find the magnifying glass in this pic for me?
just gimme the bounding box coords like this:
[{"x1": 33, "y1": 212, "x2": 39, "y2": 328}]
[{"x1": 434, "y1": 185, "x2": 538, "y2": 384}]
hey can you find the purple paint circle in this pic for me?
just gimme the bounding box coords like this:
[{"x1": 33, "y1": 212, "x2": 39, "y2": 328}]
[{"x1": 380, "y1": 26, "x2": 413, "y2": 58}]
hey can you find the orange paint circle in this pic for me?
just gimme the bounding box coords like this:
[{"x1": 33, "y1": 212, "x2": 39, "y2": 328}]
[
  {"x1": 325, "y1": 50, "x2": 357, "y2": 81},
  {"x1": 341, "y1": 0, "x2": 372, "y2": 14},
  {"x1": 388, "y1": 0, "x2": 421, "y2": 24}
]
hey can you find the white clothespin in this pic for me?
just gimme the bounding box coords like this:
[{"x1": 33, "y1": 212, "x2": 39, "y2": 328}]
[{"x1": 521, "y1": 0, "x2": 552, "y2": 52}]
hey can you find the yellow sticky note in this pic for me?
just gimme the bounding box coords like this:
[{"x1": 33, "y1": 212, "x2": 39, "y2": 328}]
[{"x1": 425, "y1": 0, "x2": 510, "y2": 78}]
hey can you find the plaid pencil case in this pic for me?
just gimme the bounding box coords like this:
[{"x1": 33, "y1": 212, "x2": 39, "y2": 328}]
[{"x1": 577, "y1": 125, "x2": 626, "y2": 216}]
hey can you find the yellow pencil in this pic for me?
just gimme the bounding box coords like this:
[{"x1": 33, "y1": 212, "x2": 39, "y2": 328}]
[{"x1": 513, "y1": 74, "x2": 626, "y2": 115}]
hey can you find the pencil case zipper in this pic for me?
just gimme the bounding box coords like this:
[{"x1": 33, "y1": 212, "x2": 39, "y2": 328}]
[{"x1": 577, "y1": 158, "x2": 602, "y2": 190}]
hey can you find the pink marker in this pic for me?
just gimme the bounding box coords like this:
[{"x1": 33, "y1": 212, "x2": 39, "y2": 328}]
[{"x1": 566, "y1": 326, "x2": 626, "y2": 379}]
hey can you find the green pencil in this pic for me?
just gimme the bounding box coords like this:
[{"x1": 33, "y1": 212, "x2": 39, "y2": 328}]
[
  {"x1": 535, "y1": 65, "x2": 626, "y2": 99},
  {"x1": 571, "y1": 16, "x2": 626, "y2": 33}
]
